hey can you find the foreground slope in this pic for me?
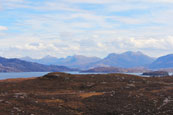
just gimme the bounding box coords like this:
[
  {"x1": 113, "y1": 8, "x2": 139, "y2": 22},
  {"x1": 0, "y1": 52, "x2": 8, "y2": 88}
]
[{"x1": 0, "y1": 72, "x2": 172, "y2": 114}]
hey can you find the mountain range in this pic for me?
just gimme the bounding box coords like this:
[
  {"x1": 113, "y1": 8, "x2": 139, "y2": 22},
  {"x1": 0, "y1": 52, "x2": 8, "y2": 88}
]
[
  {"x1": 91, "y1": 51, "x2": 154, "y2": 68},
  {"x1": 21, "y1": 51, "x2": 155, "y2": 69},
  {"x1": 149, "y1": 54, "x2": 173, "y2": 69},
  {"x1": 21, "y1": 55, "x2": 101, "y2": 70},
  {"x1": 0, "y1": 57, "x2": 75, "y2": 72},
  {"x1": 0, "y1": 51, "x2": 173, "y2": 72}
]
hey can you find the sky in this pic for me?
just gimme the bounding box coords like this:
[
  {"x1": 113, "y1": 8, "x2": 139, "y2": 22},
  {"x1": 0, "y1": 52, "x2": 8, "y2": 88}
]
[{"x1": 0, "y1": 0, "x2": 173, "y2": 58}]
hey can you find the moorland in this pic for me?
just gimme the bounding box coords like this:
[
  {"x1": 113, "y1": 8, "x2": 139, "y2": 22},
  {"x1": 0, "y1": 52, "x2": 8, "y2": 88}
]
[{"x1": 0, "y1": 72, "x2": 172, "y2": 115}]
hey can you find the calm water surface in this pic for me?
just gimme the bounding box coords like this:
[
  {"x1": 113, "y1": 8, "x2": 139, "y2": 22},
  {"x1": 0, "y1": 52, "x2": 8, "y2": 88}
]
[
  {"x1": 0, "y1": 72, "x2": 172, "y2": 80},
  {"x1": 0, "y1": 71, "x2": 108, "y2": 80},
  {"x1": 0, "y1": 72, "x2": 49, "y2": 80}
]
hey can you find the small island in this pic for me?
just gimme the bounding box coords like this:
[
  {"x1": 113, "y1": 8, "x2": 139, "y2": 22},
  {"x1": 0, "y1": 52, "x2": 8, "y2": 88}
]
[{"x1": 142, "y1": 71, "x2": 169, "y2": 77}]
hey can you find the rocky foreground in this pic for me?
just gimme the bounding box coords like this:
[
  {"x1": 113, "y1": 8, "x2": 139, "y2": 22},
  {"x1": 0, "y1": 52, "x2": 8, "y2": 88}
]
[{"x1": 0, "y1": 73, "x2": 173, "y2": 115}]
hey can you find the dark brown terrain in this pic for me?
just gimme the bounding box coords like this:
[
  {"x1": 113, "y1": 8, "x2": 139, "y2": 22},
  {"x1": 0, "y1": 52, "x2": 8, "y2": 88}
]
[{"x1": 0, "y1": 72, "x2": 173, "y2": 115}]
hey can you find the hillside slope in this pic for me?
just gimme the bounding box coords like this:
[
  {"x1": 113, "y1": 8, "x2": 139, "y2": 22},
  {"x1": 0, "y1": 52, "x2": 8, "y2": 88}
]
[
  {"x1": 92, "y1": 51, "x2": 154, "y2": 68},
  {"x1": 21, "y1": 55, "x2": 101, "y2": 69},
  {"x1": 149, "y1": 54, "x2": 173, "y2": 69},
  {"x1": 0, "y1": 57, "x2": 74, "y2": 72}
]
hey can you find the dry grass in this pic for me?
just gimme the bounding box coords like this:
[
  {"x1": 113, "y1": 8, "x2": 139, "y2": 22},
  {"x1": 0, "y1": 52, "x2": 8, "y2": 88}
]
[
  {"x1": 79, "y1": 92, "x2": 104, "y2": 99},
  {"x1": 0, "y1": 77, "x2": 36, "y2": 82},
  {"x1": 35, "y1": 90, "x2": 76, "y2": 95},
  {"x1": 38, "y1": 99, "x2": 64, "y2": 103},
  {"x1": 0, "y1": 72, "x2": 173, "y2": 115}
]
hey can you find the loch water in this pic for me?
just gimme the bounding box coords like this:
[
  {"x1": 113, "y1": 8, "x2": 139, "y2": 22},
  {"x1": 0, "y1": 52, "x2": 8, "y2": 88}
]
[{"x1": 0, "y1": 72, "x2": 172, "y2": 80}]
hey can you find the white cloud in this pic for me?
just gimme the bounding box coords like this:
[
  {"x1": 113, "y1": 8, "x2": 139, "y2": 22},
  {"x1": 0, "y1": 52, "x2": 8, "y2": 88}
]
[
  {"x1": 64, "y1": 0, "x2": 115, "y2": 4},
  {"x1": 146, "y1": 0, "x2": 173, "y2": 3},
  {"x1": 1, "y1": 0, "x2": 173, "y2": 58},
  {"x1": 0, "y1": 26, "x2": 8, "y2": 31}
]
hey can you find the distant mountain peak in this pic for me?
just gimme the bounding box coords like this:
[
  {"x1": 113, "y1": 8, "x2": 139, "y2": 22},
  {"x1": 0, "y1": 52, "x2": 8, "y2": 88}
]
[
  {"x1": 122, "y1": 51, "x2": 144, "y2": 55},
  {"x1": 73, "y1": 55, "x2": 86, "y2": 58},
  {"x1": 149, "y1": 54, "x2": 173, "y2": 69},
  {"x1": 163, "y1": 54, "x2": 173, "y2": 57},
  {"x1": 20, "y1": 51, "x2": 155, "y2": 69},
  {"x1": 106, "y1": 51, "x2": 146, "y2": 59},
  {"x1": 21, "y1": 56, "x2": 33, "y2": 60},
  {"x1": 106, "y1": 53, "x2": 117, "y2": 58},
  {"x1": 42, "y1": 55, "x2": 57, "y2": 59},
  {"x1": 98, "y1": 51, "x2": 154, "y2": 68},
  {"x1": 20, "y1": 54, "x2": 102, "y2": 69},
  {"x1": 44, "y1": 55, "x2": 53, "y2": 58}
]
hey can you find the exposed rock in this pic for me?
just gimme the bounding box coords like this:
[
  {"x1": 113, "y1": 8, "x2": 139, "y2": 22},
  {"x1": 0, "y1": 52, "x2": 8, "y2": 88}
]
[
  {"x1": 13, "y1": 107, "x2": 22, "y2": 112},
  {"x1": 14, "y1": 93, "x2": 27, "y2": 99},
  {"x1": 0, "y1": 100, "x2": 4, "y2": 103}
]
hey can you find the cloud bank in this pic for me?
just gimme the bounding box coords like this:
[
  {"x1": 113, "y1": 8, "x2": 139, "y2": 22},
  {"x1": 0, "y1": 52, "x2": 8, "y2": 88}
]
[{"x1": 0, "y1": 0, "x2": 173, "y2": 58}]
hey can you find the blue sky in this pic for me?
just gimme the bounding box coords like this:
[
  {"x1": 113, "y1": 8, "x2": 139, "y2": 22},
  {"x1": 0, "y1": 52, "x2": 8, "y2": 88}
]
[{"x1": 0, "y1": 0, "x2": 173, "y2": 58}]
